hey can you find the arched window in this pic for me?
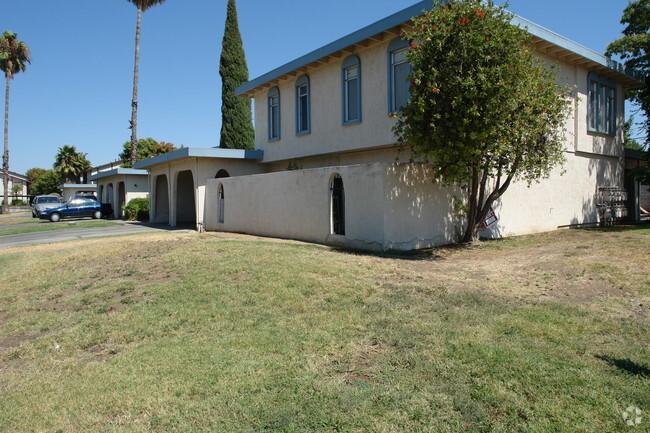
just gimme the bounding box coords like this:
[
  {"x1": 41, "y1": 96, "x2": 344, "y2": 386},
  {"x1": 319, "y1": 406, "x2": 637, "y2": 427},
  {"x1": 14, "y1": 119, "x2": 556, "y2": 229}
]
[
  {"x1": 342, "y1": 55, "x2": 361, "y2": 125},
  {"x1": 330, "y1": 174, "x2": 345, "y2": 235},
  {"x1": 295, "y1": 75, "x2": 311, "y2": 135},
  {"x1": 215, "y1": 169, "x2": 230, "y2": 179},
  {"x1": 388, "y1": 37, "x2": 411, "y2": 113},
  {"x1": 218, "y1": 184, "x2": 225, "y2": 224},
  {"x1": 268, "y1": 87, "x2": 281, "y2": 141}
]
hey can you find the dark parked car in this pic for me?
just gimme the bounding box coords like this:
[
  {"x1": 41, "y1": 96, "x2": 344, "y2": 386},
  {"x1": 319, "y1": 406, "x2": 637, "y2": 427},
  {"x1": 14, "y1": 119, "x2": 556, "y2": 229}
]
[
  {"x1": 37, "y1": 198, "x2": 113, "y2": 222},
  {"x1": 31, "y1": 195, "x2": 63, "y2": 218}
]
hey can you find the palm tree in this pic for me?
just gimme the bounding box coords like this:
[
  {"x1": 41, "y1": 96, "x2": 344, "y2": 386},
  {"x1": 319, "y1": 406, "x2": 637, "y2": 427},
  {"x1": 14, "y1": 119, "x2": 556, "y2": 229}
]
[
  {"x1": 126, "y1": 0, "x2": 166, "y2": 167},
  {"x1": 54, "y1": 145, "x2": 90, "y2": 184},
  {"x1": 0, "y1": 31, "x2": 30, "y2": 213}
]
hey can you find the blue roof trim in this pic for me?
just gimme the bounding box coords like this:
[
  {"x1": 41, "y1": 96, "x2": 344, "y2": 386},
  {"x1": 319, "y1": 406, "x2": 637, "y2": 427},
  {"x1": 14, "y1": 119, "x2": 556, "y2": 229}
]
[
  {"x1": 236, "y1": 0, "x2": 435, "y2": 95},
  {"x1": 88, "y1": 168, "x2": 148, "y2": 181},
  {"x1": 236, "y1": 0, "x2": 642, "y2": 96},
  {"x1": 133, "y1": 147, "x2": 264, "y2": 169},
  {"x1": 59, "y1": 184, "x2": 97, "y2": 189},
  {"x1": 511, "y1": 16, "x2": 644, "y2": 82}
]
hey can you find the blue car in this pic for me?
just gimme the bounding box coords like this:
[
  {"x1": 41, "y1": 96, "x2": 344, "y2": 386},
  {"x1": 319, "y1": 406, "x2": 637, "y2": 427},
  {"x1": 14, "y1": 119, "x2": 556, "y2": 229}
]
[{"x1": 38, "y1": 198, "x2": 113, "y2": 222}]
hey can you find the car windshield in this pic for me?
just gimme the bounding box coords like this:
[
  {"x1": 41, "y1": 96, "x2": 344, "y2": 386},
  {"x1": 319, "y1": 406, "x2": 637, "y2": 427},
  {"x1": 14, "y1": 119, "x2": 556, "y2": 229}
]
[{"x1": 37, "y1": 197, "x2": 60, "y2": 204}]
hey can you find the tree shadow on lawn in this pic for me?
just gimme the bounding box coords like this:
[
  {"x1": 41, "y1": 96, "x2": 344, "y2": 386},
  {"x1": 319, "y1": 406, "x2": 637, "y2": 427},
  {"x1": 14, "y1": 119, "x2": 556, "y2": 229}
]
[
  {"x1": 329, "y1": 241, "x2": 485, "y2": 261},
  {"x1": 595, "y1": 354, "x2": 650, "y2": 378}
]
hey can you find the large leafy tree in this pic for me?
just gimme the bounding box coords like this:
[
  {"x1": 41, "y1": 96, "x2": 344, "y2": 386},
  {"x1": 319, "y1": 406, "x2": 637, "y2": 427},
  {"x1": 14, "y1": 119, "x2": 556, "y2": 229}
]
[
  {"x1": 0, "y1": 31, "x2": 30, "y2": 213},
  {"x1": 607, "y1": 0, "x2": 650, "y2": 144},
  {"x1": 126, "y1": 0, "x2": 166, "y2": 166},
  {"x1": 219, "y1": 0, "x2": 254, "y2": 149},
  {"x1": 53, "y1": 145, "x2": 91, "y2": 184},
  {"x1": 29, "y1": 170, "x2": 61, "y2": 197},
  {"x1": 393, "y1": 0, "x2": 572, "y2": 242},
  {"x1": 607, "y1": 0, "x2": 650, "y2": 186},
  {"x1": 25, "y1": 167, "x2": 47, "y2": 184},
  {"x1": 118, "y1": 137, "x2": 180, "y2": 167}
]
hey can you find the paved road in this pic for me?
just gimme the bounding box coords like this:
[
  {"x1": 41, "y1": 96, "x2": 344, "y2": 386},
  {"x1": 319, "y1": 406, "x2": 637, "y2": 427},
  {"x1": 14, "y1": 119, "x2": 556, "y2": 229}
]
[{"x1": 0, "y1": 222, "x2": 190, "y2": 249}]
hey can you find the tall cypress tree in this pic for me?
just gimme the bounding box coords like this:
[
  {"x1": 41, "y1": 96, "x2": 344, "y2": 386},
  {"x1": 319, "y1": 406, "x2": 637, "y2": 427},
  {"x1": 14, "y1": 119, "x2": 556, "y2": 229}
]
[{"x1": 219, "y1": 0, "x2": 254, "y2": 149}]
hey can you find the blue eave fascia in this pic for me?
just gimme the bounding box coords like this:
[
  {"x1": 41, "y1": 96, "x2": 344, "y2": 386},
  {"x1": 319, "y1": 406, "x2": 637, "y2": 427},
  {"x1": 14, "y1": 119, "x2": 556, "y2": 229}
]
[
  {"x1": 59, "y1": 184, "x2": 97, "y2": 189},
  {"x1": 88, "y1": 168, "x2": 148, "y2": 181},
  {"x1": 236, "y1": 0, "x2": 643, "y2": 96},
  {"x1": 133, "y1": 147, "x2": 264, "y2": 169},
  {"x1": 511, "y1": 15, "x2": 644, "y2": 84}
]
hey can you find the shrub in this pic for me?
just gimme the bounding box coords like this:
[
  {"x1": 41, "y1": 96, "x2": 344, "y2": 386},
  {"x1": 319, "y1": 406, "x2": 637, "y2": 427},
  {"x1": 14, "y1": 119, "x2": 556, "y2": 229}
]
[
  {"x1": 11, "y1": 199, "x2": 28, "y2": 206},
  {"x1": 122, "y1": 198, "x2": 149, "y2": 221}
]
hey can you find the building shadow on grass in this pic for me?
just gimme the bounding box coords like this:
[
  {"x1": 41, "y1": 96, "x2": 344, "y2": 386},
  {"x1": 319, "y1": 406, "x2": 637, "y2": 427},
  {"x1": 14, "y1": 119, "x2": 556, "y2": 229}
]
[{"x1": 595, "y1": 355, "x2": 650, "y2": 378}]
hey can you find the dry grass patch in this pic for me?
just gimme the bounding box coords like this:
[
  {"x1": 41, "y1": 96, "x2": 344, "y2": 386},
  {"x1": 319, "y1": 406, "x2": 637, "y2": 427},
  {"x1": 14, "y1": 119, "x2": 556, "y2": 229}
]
[{"x1": 0, "y1": 227, "x2": 648, "y2": 432}]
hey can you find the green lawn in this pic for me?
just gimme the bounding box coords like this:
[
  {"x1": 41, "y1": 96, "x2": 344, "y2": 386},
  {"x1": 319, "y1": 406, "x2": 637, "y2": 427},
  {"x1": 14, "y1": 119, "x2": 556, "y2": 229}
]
[{"x1": 0, "y1": 228, "x2": 648, "y2": 432}]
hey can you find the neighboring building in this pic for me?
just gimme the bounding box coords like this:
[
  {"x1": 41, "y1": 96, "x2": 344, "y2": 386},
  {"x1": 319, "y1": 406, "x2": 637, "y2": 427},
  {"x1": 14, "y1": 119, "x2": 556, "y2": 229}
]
[
  {"x1": 88, "y1": 168, "x2": 148, "y2": 219},
  {"x1": 0, "y1": 170, "x2": 28, "y2": 203},
  {"x1": 625, "y1": 148, "x2": 650, "y2": 222},
  {"x1": 59, "y1": 184, "x2": 97, "y2": 202},
  {"x1": 135, "y1": 1, "x2": 643, "y2": 250}
]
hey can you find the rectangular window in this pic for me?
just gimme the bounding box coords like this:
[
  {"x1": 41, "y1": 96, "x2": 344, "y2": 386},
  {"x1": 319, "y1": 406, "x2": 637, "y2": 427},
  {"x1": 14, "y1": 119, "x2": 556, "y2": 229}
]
[
  {"x1": 344, "y1": 66, "x2": 359, "y2": 123},
  {"x1": 588, "y1": 73, "x2": 616, "y2": 135},
  {"x1": 391, "y1": 48, "x2": 410, "y2": 112},
  {"x1": 268, "y1": 94, "x2": 280, "y2": 141},
  {"x1": 297, "y1": 84, "x2": 309, "y2": 133}
]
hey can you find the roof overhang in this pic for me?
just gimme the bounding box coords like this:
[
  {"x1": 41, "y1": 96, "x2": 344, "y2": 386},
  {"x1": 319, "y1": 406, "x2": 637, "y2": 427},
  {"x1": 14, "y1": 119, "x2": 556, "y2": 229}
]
[
  {"x1": 236, "y1": 0, "x2": 643, "y2": 97},
  {"x1": 88, "y1": 168, "x2": 148, "y2": 181},
  {"x1": 625, "y1": 148, "x2": 649, "y2": 160},
  {"x1": 133, "y1": 147, "x2": 264, "y2": 169},
  {"x1": 59, "y1": 184, "x2": 97, "y2": 189}
]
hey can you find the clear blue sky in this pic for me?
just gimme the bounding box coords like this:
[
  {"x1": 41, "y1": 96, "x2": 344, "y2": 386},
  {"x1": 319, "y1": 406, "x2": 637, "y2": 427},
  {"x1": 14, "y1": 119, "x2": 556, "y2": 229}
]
[{"x1": 1, "y1": 0, "x2": 637, "y2": 175}]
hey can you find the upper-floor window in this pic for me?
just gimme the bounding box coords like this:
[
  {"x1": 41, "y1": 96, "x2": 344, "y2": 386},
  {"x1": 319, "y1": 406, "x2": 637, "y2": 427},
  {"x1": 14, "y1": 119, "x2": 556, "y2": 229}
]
[
  {"x1": 388, "y1": 38, "x2": 411, "y2": 113},
  {"x1": 295, "y1": 75, "x2": 311, "y2": 135},
  {"x1": 588, "y1": 72, "x2": 616, "y2": 135},
  {"x1": 268, "y1": 87, "x2": 281, "y2": 141},
  {"x1": 342, "y1": 55, "x2": 362, "y2": 125}
]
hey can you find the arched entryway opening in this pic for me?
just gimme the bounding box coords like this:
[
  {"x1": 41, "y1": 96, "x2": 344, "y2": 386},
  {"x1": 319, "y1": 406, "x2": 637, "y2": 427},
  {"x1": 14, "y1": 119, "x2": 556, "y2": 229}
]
[
  {"x1": 176, "y1": 170, "x2": 196, "y2": 226},
  {"x1": 154, "y1": 175, "x2": 169, "y2": 224},
  {"x1": 117, "y1": 182, "x2": 126, "y2": 219},
  {"x1": 218, "y1": 183, "x2": 225, "y2": 224},
  {"x1": 330, "y1": 174, "x2": 345, "y2": 235},
  {"x1": 106, "y1": 183, "x2": 114, "y2": 217}
]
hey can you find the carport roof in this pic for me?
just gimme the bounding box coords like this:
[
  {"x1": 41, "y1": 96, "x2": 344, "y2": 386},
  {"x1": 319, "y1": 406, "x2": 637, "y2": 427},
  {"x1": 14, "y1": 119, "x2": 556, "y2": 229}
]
[
  {"x1": 88, "y1": 168, "x2": 148, "y2": 181},
  {"x1": 133, "y1": 148, "x2": 264, "y2": 169}
]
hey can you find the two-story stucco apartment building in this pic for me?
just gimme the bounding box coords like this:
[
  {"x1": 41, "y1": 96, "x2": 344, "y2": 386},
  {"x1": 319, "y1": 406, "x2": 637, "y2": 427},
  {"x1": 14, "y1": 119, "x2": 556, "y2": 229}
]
[{"x1": 134, "y1": 0, "x2": 642, "y2": 251}]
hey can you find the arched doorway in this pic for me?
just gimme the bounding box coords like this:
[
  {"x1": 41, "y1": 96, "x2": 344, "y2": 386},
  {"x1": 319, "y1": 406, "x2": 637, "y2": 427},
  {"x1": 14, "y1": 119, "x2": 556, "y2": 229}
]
[
  {"x1": 176, "y1": 170, "x2": 196, "y2": 225},
  {"x1": 106, "y1": 183, "x2": 114, "y2": 218},
  {"x1": 218, "y1": 184, "x2": 225, "y2": 224},
  {"x1": 330, "y1": 174, "x2": 345, "y2": 235},
  {"x1": 154, "y1": 175, "x2": 169, "y2": 224},
  {"x1": 117, "y1": 182, "x2": 126, "y2": 219}
]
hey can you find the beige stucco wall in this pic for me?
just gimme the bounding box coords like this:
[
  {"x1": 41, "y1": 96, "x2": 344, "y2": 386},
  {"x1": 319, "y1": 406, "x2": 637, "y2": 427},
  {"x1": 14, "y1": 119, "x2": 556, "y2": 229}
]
[
  {"x1": 488, "y1": 152, "x2": 623, "y2": 237},
  {"x1": 146, "y1": 157, "x2": 265, "y2": 228},
  {"x1": 96, "y1": 174, "x2": 149, "y2": 218},
  {"x1": 205, "y1": 163, "x2": 462, "y2": 251},
  {"x1": 205, "y1": 154, "x2": 627, "y2": 251},
  {"x1": 252, "y1": 38, "x2": 400, "y2": 163}
]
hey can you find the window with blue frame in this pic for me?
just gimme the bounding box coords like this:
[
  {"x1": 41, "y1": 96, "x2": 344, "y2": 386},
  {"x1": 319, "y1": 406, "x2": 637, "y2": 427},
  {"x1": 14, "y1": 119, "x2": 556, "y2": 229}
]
[
  {"x1": 268, "y1": 87, "x2": 280, "y2": 141},
  {"x1": 588, "y1": 72, "x2": 617, "y2": 135},
  {"x1": 295, "y1": 75, "x2": 311, "y2": 135},
  {"x1": 342, "y1": 55, "x2": 361, "y2": 124},
  {"x1": 388, "y1": 38, "x2": 411, "y2": 113}
]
